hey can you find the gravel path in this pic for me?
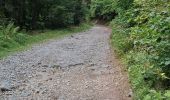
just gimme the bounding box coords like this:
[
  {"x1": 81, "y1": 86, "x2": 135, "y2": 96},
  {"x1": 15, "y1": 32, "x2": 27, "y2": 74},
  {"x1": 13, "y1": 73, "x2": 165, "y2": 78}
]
[{"x1": 0, "y1": 26, "x2": 131, "y2": 100}]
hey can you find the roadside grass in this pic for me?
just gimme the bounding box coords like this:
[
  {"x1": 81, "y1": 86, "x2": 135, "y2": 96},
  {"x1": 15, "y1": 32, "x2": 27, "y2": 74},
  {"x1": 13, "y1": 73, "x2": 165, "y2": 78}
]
[
  {"x1": 0, "y1": 23, "x2": 92, "y2": 59},
  {"x1": 111, "y1": 23, "x2": 150, "y2": 99},
  {"x1": 111, "y1": 22, "x2": 170, "y2": 99}
]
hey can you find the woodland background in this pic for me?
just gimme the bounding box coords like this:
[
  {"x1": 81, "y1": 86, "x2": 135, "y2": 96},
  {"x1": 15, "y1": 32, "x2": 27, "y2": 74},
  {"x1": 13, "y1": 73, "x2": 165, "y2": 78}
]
[{"x1": 0, "y1": 0, "x2": 170, "y2": 99}]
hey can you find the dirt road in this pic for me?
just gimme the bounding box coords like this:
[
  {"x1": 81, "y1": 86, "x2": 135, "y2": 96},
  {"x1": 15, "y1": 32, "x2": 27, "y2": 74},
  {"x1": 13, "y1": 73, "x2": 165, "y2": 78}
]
[{"x1": 0, "y1": 26, "x2": 131, "y2": 100}]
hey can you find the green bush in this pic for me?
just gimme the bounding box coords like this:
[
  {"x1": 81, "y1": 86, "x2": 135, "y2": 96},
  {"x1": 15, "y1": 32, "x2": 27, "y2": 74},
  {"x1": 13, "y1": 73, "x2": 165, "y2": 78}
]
[
  {"x1": 14, "y1": 33, "x2": 28, "y2": 45},
  {"x1": 89, "y1": 0, "x2": 135, "y2": 21},
  {"x1": 90, "y1": 0, "x2": 118, "y2": 21},
  {"x1": 111, "y1": 0, "x2": 170, "y2": 99},
  {"x1": 0, "y1": 23, "x2": 28, "y2": 50}
]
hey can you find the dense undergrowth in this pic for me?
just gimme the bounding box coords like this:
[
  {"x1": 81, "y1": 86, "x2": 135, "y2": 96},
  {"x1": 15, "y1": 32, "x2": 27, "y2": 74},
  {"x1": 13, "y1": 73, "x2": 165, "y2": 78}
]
[
  {"x1": 0, "y1": 23, "x2": 91, "y2": 58},
  {"x1": 111, "y1": 0, "x2": 170, "y2": 99}
]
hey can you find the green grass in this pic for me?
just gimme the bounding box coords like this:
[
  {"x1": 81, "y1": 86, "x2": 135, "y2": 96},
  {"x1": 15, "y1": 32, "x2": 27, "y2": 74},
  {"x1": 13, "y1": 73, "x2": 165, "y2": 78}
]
[
  {"x1": 111, "y1": 22, "x2": 170, "y2": 100},
  {"x1": 0, "y1": 23, "x2": 92, "y2": 59},
  {"x1": 111, "y1": 23, "x2": 151, "y2": 99}
]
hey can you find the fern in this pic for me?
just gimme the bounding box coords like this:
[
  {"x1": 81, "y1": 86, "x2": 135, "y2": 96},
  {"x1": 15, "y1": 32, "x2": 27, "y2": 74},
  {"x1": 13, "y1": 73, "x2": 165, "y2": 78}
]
[
  {"x1": 11, "y1": 26, "x2": 20, "y2": 36},
  {"x1": 2, "y1": 23, "x2": 20, "y2": 39}
]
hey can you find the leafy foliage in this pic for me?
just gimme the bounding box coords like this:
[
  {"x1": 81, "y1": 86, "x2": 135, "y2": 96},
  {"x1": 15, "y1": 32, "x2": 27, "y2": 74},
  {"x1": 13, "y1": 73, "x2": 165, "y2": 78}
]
[
  {"x1": 111, "y1": 0, "x2": 170, "y2": 99},
  {"x1": 90, "y1": 0, "x2": 118, "y2": 21},
  {"x1": 1, "y1": 0, "x2": 88, "y2": 29},
  {"x1": 2, "y1": 23, "x2": 20, "y2": 39},
  {"x1": 0, "y1": 23, "x2": 28, "y2": 50},
  {"x1": 89, "y1": 0, "x2": 134, "y2": 21}
]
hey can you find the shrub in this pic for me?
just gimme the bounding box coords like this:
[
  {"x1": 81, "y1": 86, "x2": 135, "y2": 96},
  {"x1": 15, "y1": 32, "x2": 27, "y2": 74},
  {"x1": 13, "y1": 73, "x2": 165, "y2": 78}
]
[
  {"x1": 0, "y1": 22, "x2": 28, "y2": 50},
  {"x1": 111, "y1": 0, "x2": 170, "y2": 99}
]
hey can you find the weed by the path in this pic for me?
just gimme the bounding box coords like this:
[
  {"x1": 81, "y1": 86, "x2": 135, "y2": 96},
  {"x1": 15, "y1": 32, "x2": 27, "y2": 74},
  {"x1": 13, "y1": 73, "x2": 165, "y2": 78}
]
[{"x1": 0, "y1": 23, "x2": 91, "y2": 58}]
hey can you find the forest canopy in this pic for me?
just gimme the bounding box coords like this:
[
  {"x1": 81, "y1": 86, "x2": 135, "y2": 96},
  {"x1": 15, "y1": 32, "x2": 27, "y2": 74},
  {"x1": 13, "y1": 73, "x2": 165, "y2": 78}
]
[{"x1": 0, "y1": 0, "x2": 87, "y2": 30}]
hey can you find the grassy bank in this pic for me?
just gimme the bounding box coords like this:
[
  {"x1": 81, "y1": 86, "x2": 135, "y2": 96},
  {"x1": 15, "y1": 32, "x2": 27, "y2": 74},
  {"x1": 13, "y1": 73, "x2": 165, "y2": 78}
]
[
  {"x1": 111, "y1": 0, "x2": 170, "y2": 99},
  {"x1": 111, "y1": 23, "x2": 151, "y2": 99},
  {"x1": 111, "y1": 22, "x2": 170, "y2": 100},
  {"x1": 0, "y1": 23, "x2": 92, "y2": 58}
]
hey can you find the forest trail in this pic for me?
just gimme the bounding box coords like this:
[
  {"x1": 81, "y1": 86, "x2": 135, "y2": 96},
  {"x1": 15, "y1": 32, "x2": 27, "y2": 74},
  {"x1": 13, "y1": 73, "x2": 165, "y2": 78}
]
[{"x1": 0, "y1": 26, "x2": 131, "y2": 100}]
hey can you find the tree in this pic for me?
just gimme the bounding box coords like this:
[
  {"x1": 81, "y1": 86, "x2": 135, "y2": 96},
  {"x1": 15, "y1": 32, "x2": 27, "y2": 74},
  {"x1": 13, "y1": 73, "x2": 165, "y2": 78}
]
[{"x1": 1, "y1": 0, "x2": 88, "y2": 30}]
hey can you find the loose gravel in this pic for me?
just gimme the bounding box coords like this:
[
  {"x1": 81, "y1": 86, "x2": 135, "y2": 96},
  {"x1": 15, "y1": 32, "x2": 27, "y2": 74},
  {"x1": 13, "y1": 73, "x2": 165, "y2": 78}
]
[{"x1": 0, "y1": 26, "x2": 131, "y2": 100}]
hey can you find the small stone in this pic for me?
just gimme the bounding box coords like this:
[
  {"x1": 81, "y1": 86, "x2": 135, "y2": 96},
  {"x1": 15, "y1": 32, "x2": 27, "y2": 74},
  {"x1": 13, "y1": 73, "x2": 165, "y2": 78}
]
[
  {"x1": 128, "y1": 91, "x2": 133, "y2": 97},
  {"x1": 49, "y1": 78, "x2": 52, "y2": 80},
  {"x1": 52, "y1": 65, "x2": 61, "y2": 69},
  {"x1": 0, "y1": 87, "x2": 12, "y2": 92},
  {"x1": 35, "y1": 89, "x2": 40, "y2": 94},
  {"x1": 10, "y1": 85, "x2": 19, "y2": 90},
  {"x1": 42, "y1": 89, "x2": 48, "y2": 94},
  {"x1": 90, "y1": 64, "x2": 95, "y2": 66},
  {"x1": 0, "y1": 80, "x2": 12, "y2": 92},
  {"x1": 38, "y1": 83, "x2": 43, "y2": 87},
  {"x1": 20, "y1": 90, "x2": 31, "y2": 97},
  {"x1": 54, "y1": 84, "x2": 57, "y2": 86},
  {"x1": 42, "y1": 70, "x2": 47, "y2": 72},
  {"x1": 42, "y1": 65, "x2": 48, "y2": 67}
]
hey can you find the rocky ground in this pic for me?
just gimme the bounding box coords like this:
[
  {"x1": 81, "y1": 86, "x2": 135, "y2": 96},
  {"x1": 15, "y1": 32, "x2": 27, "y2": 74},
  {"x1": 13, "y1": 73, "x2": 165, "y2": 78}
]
[{"x1": 0, "y1": 26, "x2": 132, "y2": 100}]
